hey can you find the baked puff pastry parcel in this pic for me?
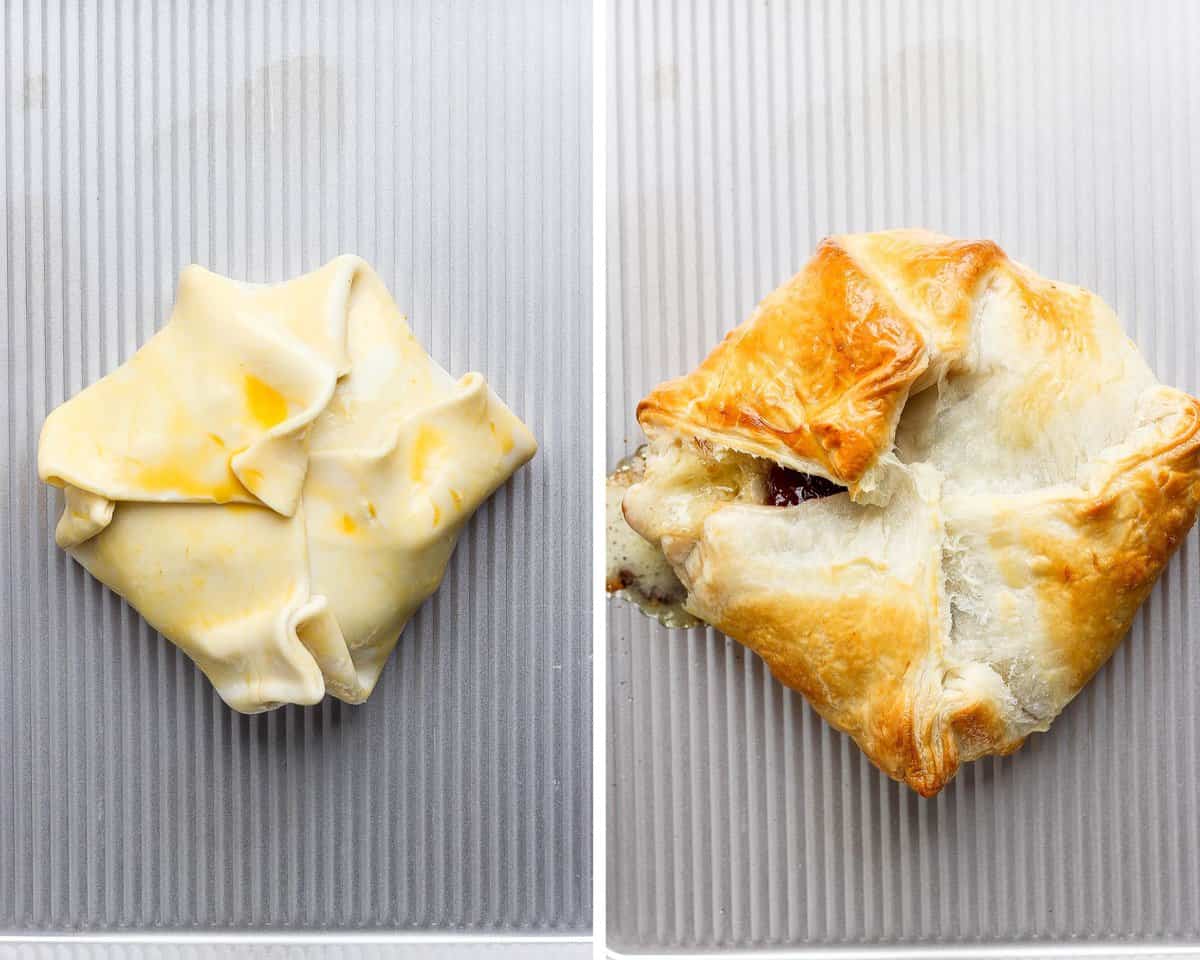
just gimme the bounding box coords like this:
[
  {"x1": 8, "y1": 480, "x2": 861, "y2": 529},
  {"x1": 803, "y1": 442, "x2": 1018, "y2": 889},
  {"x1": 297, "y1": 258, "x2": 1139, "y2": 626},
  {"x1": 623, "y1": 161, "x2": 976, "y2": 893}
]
[
  {"x1": 40, "y1": 257, "x2": 536, "y2": 713},
  {"x1": 609, "y1": 229, "x2": 1200, "y2": 796}
]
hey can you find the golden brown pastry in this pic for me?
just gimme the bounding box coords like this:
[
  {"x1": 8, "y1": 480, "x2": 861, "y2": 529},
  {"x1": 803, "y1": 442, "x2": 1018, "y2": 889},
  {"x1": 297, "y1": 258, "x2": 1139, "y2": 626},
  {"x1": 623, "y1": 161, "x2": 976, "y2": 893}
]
[
  {"x1": 611, "y1": 229, "x2": 1200, "y2": 796},
  {"x1": 40, "y1": 257, "x2": 537, "y2": 713}
]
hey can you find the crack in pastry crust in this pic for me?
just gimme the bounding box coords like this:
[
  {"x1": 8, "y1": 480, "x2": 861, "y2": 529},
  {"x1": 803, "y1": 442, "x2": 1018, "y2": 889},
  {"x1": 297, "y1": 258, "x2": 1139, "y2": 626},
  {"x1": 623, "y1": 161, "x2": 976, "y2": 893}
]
[{"x1": 612, "y1": 229, "x2": 1200, "y2": 796}]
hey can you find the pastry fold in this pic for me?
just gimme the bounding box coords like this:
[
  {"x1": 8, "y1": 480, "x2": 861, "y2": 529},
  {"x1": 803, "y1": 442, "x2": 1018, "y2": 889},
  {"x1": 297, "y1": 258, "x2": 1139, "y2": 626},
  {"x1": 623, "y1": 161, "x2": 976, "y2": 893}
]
[
  {"x1": 619, "y1": 229, "x2": 1200, "y2": 795},
  {"x1": 39, "y1": 257, "x2": 536, "y2": 713}
]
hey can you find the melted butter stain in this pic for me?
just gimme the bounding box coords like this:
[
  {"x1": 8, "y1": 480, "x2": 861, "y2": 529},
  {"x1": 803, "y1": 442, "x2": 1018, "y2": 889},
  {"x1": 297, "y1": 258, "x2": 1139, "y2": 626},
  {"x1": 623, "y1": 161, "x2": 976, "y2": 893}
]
[
  {"x1": 339, "y1": 512, "x2": 358, "y2": 535},
  {"x1": 207, "y1": 433, "x2": 226, "y2": 448},
  {"x1": 367, "y1": 501, "x2": 377, "y2": 519},
  {"x1": 244, "y1": 374, "x2": 289, "y2": 429},
  {"x1": 432, "y1": 503, "x2": 442, "y2": 527},
  {"x1": 449, "y1": 488, "x2": 463, "y2": 508},
  {"x1": 410, "y1": 425, "x2": 444, "y2": 483}
]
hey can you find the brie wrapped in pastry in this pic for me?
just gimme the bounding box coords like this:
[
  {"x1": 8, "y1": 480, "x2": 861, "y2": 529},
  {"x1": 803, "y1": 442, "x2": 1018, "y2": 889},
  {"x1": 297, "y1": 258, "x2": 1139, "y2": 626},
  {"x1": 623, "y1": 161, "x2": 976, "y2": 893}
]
[
  {"x1": 40, "y1": 257, "x2": 536, "y2": 713},
  {"x1": 610, "y1": 229, "x2": 1200, "y2": 796}
]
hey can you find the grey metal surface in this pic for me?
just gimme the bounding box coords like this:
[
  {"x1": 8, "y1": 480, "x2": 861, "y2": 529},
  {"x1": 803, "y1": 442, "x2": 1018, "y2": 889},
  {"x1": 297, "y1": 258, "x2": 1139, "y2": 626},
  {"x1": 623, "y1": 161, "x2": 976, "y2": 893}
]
[
  {"x1": 0, "y1": 0, "x2": 591, "y2": 935},
  {"x1": 607, "y1": 0, "x2": 1200, "y2": 952},
  {"x1": 0, "y1": 941, "x2": 592, "y2": 959}
]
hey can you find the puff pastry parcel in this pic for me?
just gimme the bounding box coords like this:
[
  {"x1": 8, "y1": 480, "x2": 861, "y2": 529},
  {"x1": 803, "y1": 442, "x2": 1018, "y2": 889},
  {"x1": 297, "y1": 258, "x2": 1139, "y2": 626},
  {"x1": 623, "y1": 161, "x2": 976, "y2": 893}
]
[
  {"x1": 40, "y1": 257, "x2": 536, "y2": 713},
  {"x1": 610, "y1": 229, "x2": 1200, "y2": 796}
]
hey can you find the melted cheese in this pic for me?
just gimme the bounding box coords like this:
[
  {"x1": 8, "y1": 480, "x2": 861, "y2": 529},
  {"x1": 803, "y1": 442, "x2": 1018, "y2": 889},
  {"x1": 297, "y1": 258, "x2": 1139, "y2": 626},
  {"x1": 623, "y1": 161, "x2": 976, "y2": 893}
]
[{"x1": 605, "y1": 448, "x2": 700, "y2": 629}]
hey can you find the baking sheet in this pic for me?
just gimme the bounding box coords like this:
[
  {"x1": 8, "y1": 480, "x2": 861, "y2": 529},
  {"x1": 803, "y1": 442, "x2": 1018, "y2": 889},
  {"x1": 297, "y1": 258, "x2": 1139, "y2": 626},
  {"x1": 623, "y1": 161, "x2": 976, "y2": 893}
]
[
  {"x1": 0, "y1": 944, "x2": 593, "y2": 960},
  {"x1": 0, "y1": 0, "x2": 591, "y2": 936},
  {"x1": 607, "y1": 0, "x2": 1200, "y2": 952}
]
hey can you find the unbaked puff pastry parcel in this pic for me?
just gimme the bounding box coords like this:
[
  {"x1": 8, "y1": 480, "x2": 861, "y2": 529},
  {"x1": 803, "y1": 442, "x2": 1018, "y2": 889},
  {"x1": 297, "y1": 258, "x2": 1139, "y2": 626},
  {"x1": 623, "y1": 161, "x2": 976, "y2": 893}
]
[
  {"x1": 609, "y1": 229, "x2": 1200, "y2": 797},
  {"x1": 40, "y1": 257, "x2": 536, "y2": 713}
]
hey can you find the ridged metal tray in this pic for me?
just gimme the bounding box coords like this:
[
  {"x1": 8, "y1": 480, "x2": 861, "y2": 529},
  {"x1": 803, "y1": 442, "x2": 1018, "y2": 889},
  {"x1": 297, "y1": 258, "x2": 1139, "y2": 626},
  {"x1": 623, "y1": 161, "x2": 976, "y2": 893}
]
[
  {"x1": 0, "y1": 0, "x2": 591, "y2": 940},
  {"x1": 607, "y1": 0, "x2": 1200, "y2": 953}
]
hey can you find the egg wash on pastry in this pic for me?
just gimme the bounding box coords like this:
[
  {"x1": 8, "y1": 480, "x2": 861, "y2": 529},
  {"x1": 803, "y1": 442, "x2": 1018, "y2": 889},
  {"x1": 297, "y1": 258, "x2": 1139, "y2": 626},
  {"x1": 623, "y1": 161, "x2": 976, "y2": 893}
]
[{"x1": 39, "y1": 256, "x2": 537, "y2": 714}]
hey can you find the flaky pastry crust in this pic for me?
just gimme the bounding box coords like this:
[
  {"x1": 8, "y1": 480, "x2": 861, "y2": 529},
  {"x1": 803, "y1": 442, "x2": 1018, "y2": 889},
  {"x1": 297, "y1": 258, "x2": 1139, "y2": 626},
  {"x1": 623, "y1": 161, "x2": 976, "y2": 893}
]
[{"x1": 618, "y1": 229, "x2": 1200, "y2": 796}]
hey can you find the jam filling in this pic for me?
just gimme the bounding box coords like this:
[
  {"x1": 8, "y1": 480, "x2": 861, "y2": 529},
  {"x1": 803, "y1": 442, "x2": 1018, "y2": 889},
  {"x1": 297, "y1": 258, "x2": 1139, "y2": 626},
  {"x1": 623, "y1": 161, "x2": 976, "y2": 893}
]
[{"x1": 765, "y1": 464, "x2": 846, "y2": 506}]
